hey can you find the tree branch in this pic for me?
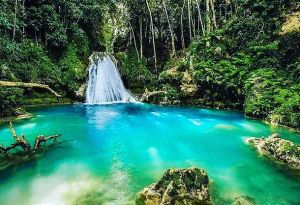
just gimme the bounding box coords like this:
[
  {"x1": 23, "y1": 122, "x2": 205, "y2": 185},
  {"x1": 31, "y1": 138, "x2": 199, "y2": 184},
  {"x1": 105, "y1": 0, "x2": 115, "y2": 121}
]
[{"x1": 0, "y1": 81, "x2": 61, "y2": 98}]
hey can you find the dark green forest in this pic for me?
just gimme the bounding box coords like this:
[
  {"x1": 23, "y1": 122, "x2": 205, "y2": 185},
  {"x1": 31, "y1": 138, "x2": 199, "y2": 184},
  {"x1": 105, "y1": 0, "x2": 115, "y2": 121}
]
[{"x1": 0, "y1": 0, "x2": 299, "y2": 128}]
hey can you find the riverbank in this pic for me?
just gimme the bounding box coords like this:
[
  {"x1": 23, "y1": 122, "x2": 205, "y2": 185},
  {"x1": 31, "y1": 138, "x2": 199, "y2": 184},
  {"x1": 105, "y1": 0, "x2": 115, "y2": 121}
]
[{"x1": 0, "y1": 96, "x2": 75, "y2": 125}]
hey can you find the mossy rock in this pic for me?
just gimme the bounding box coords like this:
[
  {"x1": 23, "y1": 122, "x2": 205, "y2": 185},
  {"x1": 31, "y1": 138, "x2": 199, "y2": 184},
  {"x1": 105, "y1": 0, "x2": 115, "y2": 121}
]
[{"x1": 136, "y1": 167, "x2": 211, "y2": 205}]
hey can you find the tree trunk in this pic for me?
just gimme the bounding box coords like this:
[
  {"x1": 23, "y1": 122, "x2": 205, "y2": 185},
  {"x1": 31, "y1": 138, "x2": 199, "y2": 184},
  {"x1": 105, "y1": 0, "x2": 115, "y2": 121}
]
[
  {"x1": 196, "y1": 0, "x2": 205, "y2": 36},
  {"x1": 205, "y1": 0, "x2": 211, "y2": 34},
  {"x1": 145, "y1": 0, "x2": 157, "y2": 71},
  {"x1": 192, "y1": 2, "x2": 196, "y2": 37},
  {"x1": 162, "y1": 0, "x2": 176, "y2": 57},
  {"x1": 9, "y1": 122, "x2": 18, "y2": 141},
  {"x1": 139, "y1": 16, "x2": 143, "y2": 58},
  {"x1": 13, "y1": 0, "x2": 18, "y2": 40},
  {"x1": 205, "y1": 0, "x2": 211, "y2": 46},
  {"x1": 129, "y1": 22, "x2": 140, "y2": 59},
  {"x1": 180, "y1": 0, "x2": 187, "y2": 49},
  {"x1": 224, "y1": 4, "x2": 227, "y2": 21},
  {"x1": 0, "y1": 81, "x2": 62, "y2": 98},
  {"x1": 210, "y1": 0, "x2": 217, "y2": 28},
  {"x1": 22, "y1": 0, "x2": 25, "y2": 38},
  {"x1": 187, "y1": 0, "x2": 192, "y2": 40}
]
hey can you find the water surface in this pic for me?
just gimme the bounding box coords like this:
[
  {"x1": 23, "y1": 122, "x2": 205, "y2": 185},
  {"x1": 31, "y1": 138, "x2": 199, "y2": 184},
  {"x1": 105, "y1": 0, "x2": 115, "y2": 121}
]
[{"x1": 0, "y1": 103, "x2": 299, "y2": 204}]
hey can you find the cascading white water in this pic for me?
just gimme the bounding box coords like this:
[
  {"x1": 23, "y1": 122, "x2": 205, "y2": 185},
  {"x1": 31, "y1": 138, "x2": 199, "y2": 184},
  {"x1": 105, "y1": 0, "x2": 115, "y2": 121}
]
[{"x1": 86, "y1": 52, "x2": 134, "y2": 104}]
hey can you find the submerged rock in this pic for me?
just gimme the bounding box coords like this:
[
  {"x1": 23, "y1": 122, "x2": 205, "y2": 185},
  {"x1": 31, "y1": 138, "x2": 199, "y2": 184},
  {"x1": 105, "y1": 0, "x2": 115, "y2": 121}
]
[
  {"x1": 232, "y1": 196, "x2": 255, "y2": 205},
  {"x1": 136, "y1": 167, "x2": 211, "y2": 205},
  {"x1": 247, "y1": 133, "x2": 300, "y2": 169}
]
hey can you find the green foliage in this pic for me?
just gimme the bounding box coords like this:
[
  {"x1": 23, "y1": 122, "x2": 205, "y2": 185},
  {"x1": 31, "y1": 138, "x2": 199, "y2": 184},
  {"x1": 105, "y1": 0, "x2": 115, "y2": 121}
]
[
  {"x1": 101, "y1": 19, "x2": 114, "y2": 52},
  {"x1": 0, "y1": 87, "x2": 24, "y2": 117},
  {"x1": 73, "y1": 29, "x2": 90, "y2": 62},
  {"x1": 116, "y1": 49, "x2": 152, "y2": 91},
  {"x1": 0, "y1": 0, "x2": 299, "y2": 129},
  {"x1": 0, "y1": 0, "x2": 102, "y2": 115},
  {"x1": 153, "y1": 1, "x2": 300, "y2": 128},
  {"x1": 159, "y1": 70, "x2": 183, "y2": 85},
  {"x1": 271, "y1": 89, "x2": 300, "y2": 128},
  {"x1": 12, "y1": 40, "x2": 60, "y2": 85},
  {"x1": 59, "y1": 44, "x2": 86, "y2": 93}
]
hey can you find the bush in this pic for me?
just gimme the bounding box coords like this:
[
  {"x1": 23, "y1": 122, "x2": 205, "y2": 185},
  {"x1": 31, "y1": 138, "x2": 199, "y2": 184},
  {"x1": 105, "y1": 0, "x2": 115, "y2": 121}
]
[
  {"x1": 0, "y1": 87, "x2": 24, "y2": 117},
  {"x1": 59, "y1": 43, "x2": 86, "y2": 94},
  {"x1": 7, "y1": 39, "x2": 60, "y2": 86},
  {"x1": 116, "y1": 49, "x2": 152, "y2": 89}
]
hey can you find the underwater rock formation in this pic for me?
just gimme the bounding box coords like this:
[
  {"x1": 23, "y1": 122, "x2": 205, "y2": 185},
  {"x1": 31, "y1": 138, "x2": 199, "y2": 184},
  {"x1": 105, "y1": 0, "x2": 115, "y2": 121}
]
[
  {"x1": 232, "y1": 196, "x2": 255, "y2": 205},
  {"x1": 247, "y1": 133, "x2": 300, "y2": 169},
  {"x1": 136, "y1": 167, "x2": 211, "y2": 205}
]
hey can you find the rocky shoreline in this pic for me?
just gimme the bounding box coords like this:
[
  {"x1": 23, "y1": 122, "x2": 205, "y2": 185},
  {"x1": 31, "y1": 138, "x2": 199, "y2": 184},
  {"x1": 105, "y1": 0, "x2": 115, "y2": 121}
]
[{"x1": 246, "y1": 133, "x2": 300, "y2": 170}]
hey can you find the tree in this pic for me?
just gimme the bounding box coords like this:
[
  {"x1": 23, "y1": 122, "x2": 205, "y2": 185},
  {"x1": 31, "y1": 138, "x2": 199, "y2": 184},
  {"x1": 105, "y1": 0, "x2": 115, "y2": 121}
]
[
  {"x1": 162, "y1": 0, "x2": 176, "y2": 57},
  {"x1": 145, "y1": 0, "x2": 157, "y2": 71}
]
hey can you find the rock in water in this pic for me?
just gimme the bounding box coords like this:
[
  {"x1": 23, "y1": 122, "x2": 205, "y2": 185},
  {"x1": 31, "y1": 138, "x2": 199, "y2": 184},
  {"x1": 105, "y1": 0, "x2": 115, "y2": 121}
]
[
  {"x1": 247, "y1": 133, "x2": 300, "y2": 169},
  {"x1": 232, "y1": 196, "x2": 255, "y2": 205},
  {"x1": 136, "y1": 167, "x2": 211, "y2": 205}
]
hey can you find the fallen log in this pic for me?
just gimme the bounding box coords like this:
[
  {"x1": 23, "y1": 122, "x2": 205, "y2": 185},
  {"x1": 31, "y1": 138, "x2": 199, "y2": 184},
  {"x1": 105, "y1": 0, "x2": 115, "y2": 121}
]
[
  {"x1": 0, "y1": 145, "x2": 6, "y2": 155},
  {"x1": 0, "y1": 80, "x2": 61, "y2": 98},
  {"x1": 0, "y1": 122, "x2": 62, "y2": 156},
  {"x1": 8, "y1": 122, "x2": 31, "y2": 151},
  {"x1": 34, "y1": 134, "x2": 61, "y2": 148}
]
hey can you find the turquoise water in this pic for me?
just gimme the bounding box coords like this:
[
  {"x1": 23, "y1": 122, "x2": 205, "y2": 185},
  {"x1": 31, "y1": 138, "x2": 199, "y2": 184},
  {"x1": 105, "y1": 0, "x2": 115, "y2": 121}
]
[{"x1": 0, "y1": 103, "x2": 299, "y2": 205}]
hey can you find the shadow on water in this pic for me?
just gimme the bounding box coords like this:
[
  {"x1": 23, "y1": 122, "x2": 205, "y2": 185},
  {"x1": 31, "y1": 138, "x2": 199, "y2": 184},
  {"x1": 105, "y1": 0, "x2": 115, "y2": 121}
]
[{"x1": 0, "y1": 142, "x2": 71, "y2": 183}]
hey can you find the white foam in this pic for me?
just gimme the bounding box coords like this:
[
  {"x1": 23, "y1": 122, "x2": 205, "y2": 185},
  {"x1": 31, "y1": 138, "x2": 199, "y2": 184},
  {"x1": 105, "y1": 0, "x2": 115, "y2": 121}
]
[
  {"x1": 86, "y1": 54, "x2": 134, "y2": 104},
  {"x1": 189, "y1": 119, "x2": 201, "y2": 126}
]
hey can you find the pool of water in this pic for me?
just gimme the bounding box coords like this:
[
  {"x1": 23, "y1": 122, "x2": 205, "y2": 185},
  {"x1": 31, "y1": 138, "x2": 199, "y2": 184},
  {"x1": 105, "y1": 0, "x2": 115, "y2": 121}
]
[{"x1": 0, "y1": 103, "x2": 299, "y2": 205}]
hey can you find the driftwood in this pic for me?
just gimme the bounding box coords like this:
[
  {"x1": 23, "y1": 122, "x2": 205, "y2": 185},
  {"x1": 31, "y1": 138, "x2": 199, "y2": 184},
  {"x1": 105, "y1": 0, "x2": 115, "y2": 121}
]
[
  {"x1": 0, "y1": 80, "x2": 61, "y2": 98},
  {"x1": 34, "y1": 134, "x2": 61, "y2": 148},
  {"x1": 0, "y1": 122, "x2": 62, "y2": 156}
]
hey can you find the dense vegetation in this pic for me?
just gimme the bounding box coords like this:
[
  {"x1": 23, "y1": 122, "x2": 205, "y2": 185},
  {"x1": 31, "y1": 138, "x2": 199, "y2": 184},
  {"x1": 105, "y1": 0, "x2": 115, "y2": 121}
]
[
  {"x1": 0, "y1": 0, "x2": 110, "y2": 115},
  {"x1": 146, "y1": 0, "x2": 300, "y2": 128},
  {"x1": 0, "y1": 0, "x2": 299, "y2": 128}
]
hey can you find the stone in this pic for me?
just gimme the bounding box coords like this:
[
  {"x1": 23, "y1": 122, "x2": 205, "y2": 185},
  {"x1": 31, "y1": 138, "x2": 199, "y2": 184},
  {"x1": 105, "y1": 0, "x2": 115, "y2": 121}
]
[
  {"x1": 136, "y1": 167, "x2": 211, "y2": 205},
  {"x1": 247, "y1": 133, "x2": 300, "y2": 169},
  {"x1": 232, "y1": 196, "x2": 255, "y2": 205},
  {"x1": 180, "y1": 83, "x2": 198, "y2": 96},
  {"x1": 75, "y1": 83, "x2": 87, "y2": 100},
  {"x1": 140, "y1": 87, "x2": 180, "y2": 105}
]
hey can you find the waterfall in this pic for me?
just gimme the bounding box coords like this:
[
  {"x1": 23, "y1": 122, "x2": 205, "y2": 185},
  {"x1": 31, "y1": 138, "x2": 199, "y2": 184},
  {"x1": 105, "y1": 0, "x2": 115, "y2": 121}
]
[{"x1": 86, "y1": 52, "x2": 134, "y2": 104}]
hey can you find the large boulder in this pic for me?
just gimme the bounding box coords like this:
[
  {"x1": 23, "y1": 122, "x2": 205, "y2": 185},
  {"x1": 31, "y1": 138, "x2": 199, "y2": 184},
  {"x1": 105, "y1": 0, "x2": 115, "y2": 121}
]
[
  {"x1": 247, "y1": 133, "x2": 300, "y2": 169},
  {"x1": 136, "y1": 167, "x2": 211, "y2": 205}
]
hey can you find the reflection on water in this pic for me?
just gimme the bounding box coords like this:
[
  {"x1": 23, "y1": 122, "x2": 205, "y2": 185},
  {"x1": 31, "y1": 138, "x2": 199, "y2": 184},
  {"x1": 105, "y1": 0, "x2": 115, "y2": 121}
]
[{"x1": 0, "y1": 103, "x2": 299, "y2": 205}]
